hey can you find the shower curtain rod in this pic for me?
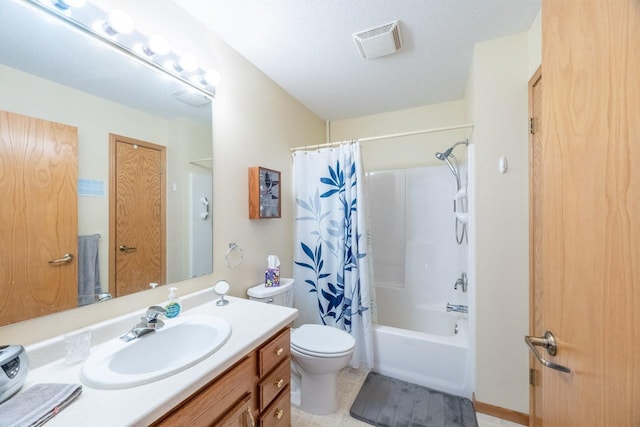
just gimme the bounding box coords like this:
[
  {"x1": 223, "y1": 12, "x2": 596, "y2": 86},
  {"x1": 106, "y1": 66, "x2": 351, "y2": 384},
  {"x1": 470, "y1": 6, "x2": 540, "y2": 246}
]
[{"x1": 290, "y1": 123, "x2": 473, "y2": 153}]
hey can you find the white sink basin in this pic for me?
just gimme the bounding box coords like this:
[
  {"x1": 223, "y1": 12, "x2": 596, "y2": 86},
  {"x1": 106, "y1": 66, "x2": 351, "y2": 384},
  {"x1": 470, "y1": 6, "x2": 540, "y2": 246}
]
[{"x1": 80, "y1": 314, "x2": 231, "y2": 389}]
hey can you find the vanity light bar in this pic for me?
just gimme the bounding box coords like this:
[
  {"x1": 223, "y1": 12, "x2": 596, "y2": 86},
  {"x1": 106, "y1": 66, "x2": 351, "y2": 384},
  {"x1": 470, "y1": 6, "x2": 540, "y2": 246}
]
[{"x1": 29, "y1": 0, "x2": 218, "y2": 99}]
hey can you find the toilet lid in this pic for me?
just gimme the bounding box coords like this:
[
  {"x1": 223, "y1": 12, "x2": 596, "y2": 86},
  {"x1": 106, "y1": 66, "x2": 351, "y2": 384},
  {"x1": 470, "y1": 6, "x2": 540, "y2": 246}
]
[{"x1": 291, "y1": 324, "x2": 355, "y2": 355}]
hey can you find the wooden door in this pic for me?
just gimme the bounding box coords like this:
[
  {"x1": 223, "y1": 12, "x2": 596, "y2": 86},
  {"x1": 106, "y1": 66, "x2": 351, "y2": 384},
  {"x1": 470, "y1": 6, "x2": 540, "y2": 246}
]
[
  {"x1": 109, "y1": 134, "x2": 165, "y2": 297},
  {"x1": 528, "y1": 66, "x2": 542, "y2": 426},
  {"x1": 0, "y1": 110, "x2": 78, "y2": 325},
  {"x1": 530, "y1": 1, "x2": 640, "y2": 425}
]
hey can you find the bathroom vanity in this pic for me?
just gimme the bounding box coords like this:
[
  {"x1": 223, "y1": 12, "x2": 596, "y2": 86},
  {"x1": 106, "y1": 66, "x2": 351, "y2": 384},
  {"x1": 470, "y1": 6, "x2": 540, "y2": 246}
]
[
  {"x1": 152, "y1": 327, "x2": 291, "y2": 426},
  {"x1": 20, "y1": 289, "x2": 297, "y2": 426}
]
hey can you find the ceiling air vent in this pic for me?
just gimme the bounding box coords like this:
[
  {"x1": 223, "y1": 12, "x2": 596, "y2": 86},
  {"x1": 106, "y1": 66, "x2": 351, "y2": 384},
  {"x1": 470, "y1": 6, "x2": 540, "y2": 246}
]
[{"x1": 353, "y1": 20, "x2": 402, "y2": 59}]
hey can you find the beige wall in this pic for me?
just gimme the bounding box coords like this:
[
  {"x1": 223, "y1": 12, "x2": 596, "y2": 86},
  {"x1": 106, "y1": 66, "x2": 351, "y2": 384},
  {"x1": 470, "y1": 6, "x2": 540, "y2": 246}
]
[
  {"x1": 464, "y1": 21, "x2": 540, "y2": 412},
  {"x1": 207, "y1": 20, "x2": 325, "y2": 298},
  {"x1": 330, "y1": 101, "x2": 467, "y2": 171},
  {"x1": 0, "y1": 0, "x2": 324, "y2": 344}
]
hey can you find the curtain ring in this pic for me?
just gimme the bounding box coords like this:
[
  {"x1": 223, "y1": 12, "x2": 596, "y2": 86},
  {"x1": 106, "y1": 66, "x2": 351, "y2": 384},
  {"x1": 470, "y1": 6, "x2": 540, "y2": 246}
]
[{"x1": 225, "y1": 243, "x2": 243, "y2": 268}]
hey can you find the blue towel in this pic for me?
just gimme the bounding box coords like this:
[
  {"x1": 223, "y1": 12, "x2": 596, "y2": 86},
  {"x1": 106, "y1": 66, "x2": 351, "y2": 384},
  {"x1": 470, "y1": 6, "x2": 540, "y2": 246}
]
[
  {"x1": 77, "y1": 234, "x2": 101, "y2": 306},
  {"x1": 0, "y1": 383, "x2": 82, "y2": 427}
]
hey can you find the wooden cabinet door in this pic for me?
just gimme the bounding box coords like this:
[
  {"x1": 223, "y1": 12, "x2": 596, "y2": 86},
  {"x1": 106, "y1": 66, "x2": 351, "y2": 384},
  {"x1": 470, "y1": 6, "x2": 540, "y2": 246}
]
[
  {"x1": 151, "y1": 355, "x2": 255, "y2": 427},
  {"x1": 216, "y1": 393, "x2": 254, "y2": 427},
  {"x1": 533, "y1": 1, "x2": 640, "y2": 425},
  {"x1": 0, "y1": 110, "x2": 78, "y2": 326},
  {"x1": 109, "y1": 134, "x2": 165, "y2": 297}
]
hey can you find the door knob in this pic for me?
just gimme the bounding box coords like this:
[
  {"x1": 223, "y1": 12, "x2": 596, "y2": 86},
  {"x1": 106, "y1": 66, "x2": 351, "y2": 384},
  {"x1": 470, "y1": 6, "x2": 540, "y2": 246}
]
[
  {"x1": 119, "y1": 245, "x2": 137, "y2": 253},
  {"x1": 48, "y1": 253, "x2": 74, "y2": 264},
  {"x1": 524, "y1": 331, "x2": 571, "y2": 373}
]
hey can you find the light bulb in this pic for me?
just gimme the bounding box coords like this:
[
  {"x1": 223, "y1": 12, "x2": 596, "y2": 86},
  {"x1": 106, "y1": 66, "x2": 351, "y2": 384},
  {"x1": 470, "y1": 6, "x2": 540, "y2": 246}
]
[
  {"x1": 143, "y1": 35, "x2": 170, "y2": 56},
  {"x1": 202, "y1": 68, "x2": 222, "y2": 86},
  {"x1": 175, "y1": 54, "x2": 198, "y2": 73},
  {"x1": 104, "y1": 10, "x2": 134, "y2": 35}
]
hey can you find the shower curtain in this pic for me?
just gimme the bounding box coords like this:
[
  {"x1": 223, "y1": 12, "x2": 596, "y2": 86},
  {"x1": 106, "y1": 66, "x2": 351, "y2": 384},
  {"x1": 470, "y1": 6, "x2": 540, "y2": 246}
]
[{"x1": 293, "y1": 142, "x2": 373, "y2": 369}]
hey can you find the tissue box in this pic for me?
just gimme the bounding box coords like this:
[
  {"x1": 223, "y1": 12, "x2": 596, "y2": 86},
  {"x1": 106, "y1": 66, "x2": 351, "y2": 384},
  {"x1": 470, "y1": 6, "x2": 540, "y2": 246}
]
[{"x1": 265, "y1": 268, "x2": 280, "y2": 287}]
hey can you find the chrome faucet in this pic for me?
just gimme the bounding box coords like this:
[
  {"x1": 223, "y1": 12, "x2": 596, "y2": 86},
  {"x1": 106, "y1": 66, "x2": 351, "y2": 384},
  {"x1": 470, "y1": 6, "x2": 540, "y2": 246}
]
[
  {"x1": 120, "y1": 306, "x2": 166, "y2": 342},
  {"x1": 454, "y1": 272, "x2": 468, "y2": 293},
  {"x1": 446, "y1": 303, "x2": 468, "y2": 314}
]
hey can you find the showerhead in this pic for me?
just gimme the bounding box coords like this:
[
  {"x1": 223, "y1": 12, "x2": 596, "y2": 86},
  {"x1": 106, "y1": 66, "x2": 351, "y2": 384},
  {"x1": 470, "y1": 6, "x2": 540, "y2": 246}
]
[
  {"x1": 435, "y1": 140, "x2": 468, "y2": 191},
  {"x1": 435, "y1": 147, "x2": 453, "y2": 161},
  {"x1": 435, "y1": 140, "x2": 467, "y2": 161}
]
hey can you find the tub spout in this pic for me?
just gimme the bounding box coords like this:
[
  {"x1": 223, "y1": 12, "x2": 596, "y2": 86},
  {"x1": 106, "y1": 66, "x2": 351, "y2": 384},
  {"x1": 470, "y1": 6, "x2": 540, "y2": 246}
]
[{"x1": 446, "y1": 303, "x2": 468, "y2": 314}]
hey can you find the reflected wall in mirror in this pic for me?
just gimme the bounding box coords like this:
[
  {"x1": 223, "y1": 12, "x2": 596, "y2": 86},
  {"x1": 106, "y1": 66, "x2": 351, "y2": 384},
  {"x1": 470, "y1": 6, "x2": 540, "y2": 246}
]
[{"x1": 0, "y1": 0, "x2": 213, "y2": 326}]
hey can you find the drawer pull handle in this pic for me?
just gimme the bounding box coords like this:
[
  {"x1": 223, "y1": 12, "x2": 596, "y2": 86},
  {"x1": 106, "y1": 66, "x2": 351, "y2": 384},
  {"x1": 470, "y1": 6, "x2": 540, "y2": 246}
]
[
  {"x1": 275, "y1": 347, "x2": 284, "y2": 356},
  {"x1": 276, "y1": 378, "x2": 284, "y2": 388},
  {"x1": 246, "y1": 406, "x2": 255, "y2": 427},
  {"x1": 275, "y1": 409, "x2": 284, "y2": 420}
]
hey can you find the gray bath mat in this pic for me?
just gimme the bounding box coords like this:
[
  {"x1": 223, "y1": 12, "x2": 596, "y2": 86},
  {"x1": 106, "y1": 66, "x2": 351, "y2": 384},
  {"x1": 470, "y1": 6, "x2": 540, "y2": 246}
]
[{"x1": 350, "y1": 372, "x2": 478, "y2": 427}]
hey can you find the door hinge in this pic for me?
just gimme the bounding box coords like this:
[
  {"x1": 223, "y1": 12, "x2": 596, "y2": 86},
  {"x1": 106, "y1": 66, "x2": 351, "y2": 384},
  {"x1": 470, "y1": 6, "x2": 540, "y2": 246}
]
[
  {"x1": 529, "y1": 368, "x2": 537, "y2": 386},
  {"x1": 529, "y1": 117, "x2": 535, "y2": 135}
]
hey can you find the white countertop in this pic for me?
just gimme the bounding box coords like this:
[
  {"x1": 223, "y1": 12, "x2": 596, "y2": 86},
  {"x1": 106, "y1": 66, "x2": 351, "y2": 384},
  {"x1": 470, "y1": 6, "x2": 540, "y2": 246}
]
[{"x1": 20, "y1": 289, "x2": 297, "y2": 426}]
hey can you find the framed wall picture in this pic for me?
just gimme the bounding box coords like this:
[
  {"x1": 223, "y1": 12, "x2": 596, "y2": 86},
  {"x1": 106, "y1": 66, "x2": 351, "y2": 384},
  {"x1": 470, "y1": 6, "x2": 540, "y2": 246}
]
[{"x1": 249, "y1": 166, "x2": 281, "y2": 219}]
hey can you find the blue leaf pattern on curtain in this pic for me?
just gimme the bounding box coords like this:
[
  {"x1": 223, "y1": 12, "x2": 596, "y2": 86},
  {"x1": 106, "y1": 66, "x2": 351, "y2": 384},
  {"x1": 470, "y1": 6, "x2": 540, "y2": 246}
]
[{"x1": 293, "y1": 143, "x2": 374, "y2": 368}]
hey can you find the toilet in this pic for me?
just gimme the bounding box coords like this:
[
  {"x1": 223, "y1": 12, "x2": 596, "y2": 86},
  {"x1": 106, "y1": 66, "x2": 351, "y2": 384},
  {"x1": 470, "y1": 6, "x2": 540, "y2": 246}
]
[{"x1": 247, "y1": 278, "x2": 355, "y2": 415}]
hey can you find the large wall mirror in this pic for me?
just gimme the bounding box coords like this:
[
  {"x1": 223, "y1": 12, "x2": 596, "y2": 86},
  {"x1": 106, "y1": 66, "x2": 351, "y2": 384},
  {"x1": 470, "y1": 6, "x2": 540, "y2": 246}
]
[{"x1": 0, "y1": 0, "x2": 213, "y2": 326}]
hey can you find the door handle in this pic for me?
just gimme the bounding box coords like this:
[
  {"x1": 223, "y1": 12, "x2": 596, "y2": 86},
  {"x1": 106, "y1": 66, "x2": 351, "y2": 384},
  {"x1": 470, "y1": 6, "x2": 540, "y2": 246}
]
[
  {"x1": 48, "y1": 253, "x2": 74, "y2": 264},
  {"x1": 119, "y1": 245, "x2": 137, "y2": 253},
  {"x1": 524, "y1": 331, "x2": 571, "y2": 373}
]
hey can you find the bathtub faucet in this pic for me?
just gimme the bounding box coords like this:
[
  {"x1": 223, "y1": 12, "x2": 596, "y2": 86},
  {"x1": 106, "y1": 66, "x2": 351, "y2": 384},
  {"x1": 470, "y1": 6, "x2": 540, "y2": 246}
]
[
  {"x1": 446, "y1": 303, "x2": 468, "y2": 314},
  {"x1": 454, "y1": 272, "x2": 468, "y2": 293}
]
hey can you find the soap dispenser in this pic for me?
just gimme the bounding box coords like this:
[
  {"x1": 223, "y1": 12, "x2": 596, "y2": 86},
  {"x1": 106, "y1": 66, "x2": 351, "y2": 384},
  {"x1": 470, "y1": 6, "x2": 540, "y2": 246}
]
[{"x1": 165, "y1": 287, "x2": 182, "y2": 318}]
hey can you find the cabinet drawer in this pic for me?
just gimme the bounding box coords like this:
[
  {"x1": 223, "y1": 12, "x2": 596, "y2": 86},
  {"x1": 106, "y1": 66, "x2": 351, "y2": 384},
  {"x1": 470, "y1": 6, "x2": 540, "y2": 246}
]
[
  {"x1": 259, "y1": 385, "x2": 290, "y2": 427},
  {"x1": 258, "y1": 359, "x2": 290, "y2": 412},
  {"x1": 258, "y1": 328, "x2": 290, "y2": 377},
  {"x1": 152, "y1": 354, "x2": 255, "y2": 427}
]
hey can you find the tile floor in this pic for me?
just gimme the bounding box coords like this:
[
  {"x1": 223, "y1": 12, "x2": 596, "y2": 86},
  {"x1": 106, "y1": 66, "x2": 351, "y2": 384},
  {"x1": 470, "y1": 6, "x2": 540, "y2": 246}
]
[{"x1": 291, "y1": 367, "x2": 523, "y2": 427}]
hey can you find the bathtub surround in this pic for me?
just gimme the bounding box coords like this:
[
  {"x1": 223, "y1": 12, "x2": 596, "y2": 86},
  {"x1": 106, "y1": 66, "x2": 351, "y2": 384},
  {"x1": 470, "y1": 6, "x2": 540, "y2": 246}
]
[
  {"x1": 293, "y1": 143, "x2": 374, "y2": 369},
  {"x1": 367, "y1": 165, "x2": 472, "y2": 398},
  {"x1": 350, "y1": 372, "x2": 477, "y2": 427}
]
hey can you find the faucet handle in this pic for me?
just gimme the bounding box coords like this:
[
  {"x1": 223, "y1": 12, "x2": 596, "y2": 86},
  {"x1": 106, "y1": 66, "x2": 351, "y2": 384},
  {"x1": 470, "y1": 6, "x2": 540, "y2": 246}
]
[{"x1": 146, "y1": 305, "x2": 166, "y2": 322}]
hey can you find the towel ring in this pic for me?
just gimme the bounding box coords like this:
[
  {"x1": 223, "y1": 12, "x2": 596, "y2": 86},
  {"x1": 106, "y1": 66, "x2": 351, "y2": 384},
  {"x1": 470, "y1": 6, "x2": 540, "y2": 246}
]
[{"x1": 225, "y1": 243, "x2": 243, "y2": 268}]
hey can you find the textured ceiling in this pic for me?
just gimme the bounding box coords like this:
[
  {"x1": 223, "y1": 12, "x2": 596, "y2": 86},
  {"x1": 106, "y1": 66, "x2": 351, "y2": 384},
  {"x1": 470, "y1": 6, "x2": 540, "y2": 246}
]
[{"x1": 174, "y1": 0, "x2": 541, "y2": 120}]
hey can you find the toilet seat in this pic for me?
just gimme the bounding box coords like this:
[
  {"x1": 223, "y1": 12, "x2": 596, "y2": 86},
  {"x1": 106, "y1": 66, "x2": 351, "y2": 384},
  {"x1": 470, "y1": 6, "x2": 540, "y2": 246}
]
[{"x1": 291, "y1": 324, "x2": 355, "y2": 358}]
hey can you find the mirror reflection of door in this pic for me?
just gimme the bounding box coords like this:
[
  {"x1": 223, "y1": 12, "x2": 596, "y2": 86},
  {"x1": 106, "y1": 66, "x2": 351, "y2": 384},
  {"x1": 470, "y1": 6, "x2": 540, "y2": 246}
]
[
  {"x1": 0, "y1": 110, "x2": 78, "y2": 326},
  {"x1": 109, "y1": 134, "x2": 166, "y2": 297}
]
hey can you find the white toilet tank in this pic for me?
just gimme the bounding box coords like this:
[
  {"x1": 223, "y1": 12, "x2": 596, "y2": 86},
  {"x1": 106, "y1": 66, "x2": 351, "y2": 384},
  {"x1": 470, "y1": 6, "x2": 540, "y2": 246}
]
[{"x1": 247, "y1": 278, "x2": 294, "y2": 307}]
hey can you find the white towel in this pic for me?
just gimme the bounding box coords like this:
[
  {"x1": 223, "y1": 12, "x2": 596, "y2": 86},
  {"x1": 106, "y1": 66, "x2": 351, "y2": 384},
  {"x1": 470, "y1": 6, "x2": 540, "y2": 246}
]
[{"x1": 0, "y1": 383, "x2": 82, "y2": 427}]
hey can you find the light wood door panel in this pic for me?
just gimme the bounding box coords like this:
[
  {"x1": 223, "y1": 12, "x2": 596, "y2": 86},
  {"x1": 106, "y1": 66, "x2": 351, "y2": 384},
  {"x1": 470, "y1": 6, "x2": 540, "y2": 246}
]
[
  {"x1": 0, "y1": 110, "x2": 78, "y2": 325},
  {"x1": 109, "y1": 134, "x2": 165, "y2": 297},
  {"x1": 528, "y1": 66, "x2": 543, "y2": 426},
  {"x1": 534, "y1": 1, "x2": 640, "y2": 425}
]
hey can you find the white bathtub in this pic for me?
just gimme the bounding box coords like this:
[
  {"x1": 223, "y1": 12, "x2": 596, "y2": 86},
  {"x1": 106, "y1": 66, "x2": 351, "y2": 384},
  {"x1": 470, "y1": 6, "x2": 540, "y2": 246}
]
[{"x1": 372, "y1": 306, "x2": 472, "y2": 398}]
